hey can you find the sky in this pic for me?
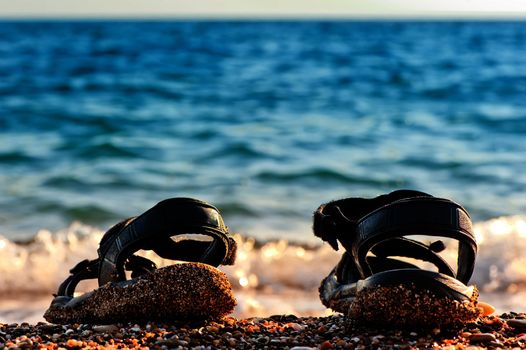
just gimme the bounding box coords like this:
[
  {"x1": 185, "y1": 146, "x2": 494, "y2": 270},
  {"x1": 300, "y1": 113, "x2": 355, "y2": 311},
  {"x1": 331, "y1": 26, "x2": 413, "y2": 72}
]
[{"x1": 1, "y1": 0, "x2": 526, "y2": 19}]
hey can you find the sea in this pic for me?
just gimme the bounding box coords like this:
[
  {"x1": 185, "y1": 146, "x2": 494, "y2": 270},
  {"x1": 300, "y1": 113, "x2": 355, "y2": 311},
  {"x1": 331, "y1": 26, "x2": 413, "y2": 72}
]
[{"x1": 0, "y1": 20, "x2": 525, "y2": 323}]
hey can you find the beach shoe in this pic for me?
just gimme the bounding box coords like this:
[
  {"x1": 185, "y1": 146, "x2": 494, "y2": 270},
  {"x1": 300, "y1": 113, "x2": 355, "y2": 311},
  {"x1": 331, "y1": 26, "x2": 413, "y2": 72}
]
[
  {"x1": 314, "y1": 190, "x2": 482, "y2": 328},
  {"x1": 44, "y1": 198, "x2": 237, "y2": 324}
]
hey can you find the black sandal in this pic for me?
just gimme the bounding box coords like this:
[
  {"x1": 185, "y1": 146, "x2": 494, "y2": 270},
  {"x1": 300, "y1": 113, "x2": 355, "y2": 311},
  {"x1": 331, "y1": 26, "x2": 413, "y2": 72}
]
[
  {"x1": 44, "y1": 198, "x2": 237, "y2": 324},
  {"x1": 314, "y1": 190, "x2": 481, "y2": 328}
]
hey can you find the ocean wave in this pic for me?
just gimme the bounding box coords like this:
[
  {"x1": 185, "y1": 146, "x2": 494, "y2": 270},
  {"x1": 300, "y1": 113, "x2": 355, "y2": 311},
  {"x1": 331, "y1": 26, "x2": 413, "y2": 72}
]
[
  {"x1": 1, "y1": 216, "x2": 525, "y2": 296},
  {"x1": 1, "y1": 215, "x2": 526, "y2": 323}
]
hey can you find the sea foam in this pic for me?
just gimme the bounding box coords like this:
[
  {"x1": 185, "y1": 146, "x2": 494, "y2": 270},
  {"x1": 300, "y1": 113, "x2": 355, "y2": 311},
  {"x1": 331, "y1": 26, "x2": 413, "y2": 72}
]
[{"x1": 1, "y1": 216, "x2": 525, "y2": 323}]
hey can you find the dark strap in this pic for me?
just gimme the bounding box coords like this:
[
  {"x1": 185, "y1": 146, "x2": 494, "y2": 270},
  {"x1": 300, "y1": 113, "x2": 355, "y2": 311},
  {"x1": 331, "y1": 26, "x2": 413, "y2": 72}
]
[
  {"x1": 355, "y1": 197, "x2": 476, "y2": 283},
  {"x1": 313, "y1": 190, "x2": 432, "y2": 250},
  {"x1": 56, "y1": 259, "x2": 99, "y2": 297},
  {"x1": 313, "y1": 190, "x2": 477, "y2": 285},
  {"x1": 54, "y1": 197, "x2": 237, "y2": 297},
  {"x1": 97, "y1": 198, "x2": 234, "y2": 285},
  {"x1": 371, "y1": 237, "x2": 456, "y2": 278}
]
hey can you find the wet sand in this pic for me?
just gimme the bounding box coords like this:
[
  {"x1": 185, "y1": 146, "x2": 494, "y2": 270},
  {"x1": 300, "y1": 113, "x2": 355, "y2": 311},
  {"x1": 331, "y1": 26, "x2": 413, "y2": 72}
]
[{"x1": 2, "y1": 313, "x2": 526, "y2": 349}]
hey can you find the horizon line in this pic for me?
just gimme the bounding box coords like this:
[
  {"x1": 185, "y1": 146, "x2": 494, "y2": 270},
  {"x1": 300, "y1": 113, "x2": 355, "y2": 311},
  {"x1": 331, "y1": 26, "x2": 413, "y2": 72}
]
[{"x1": 1, "y1": 13, "x2": 526, "y2": 21}]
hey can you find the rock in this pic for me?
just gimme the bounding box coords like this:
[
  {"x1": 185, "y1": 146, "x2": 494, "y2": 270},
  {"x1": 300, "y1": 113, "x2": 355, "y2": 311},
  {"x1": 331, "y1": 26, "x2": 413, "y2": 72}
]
[
  {"x1": 507, "y1": 319, "x2": 526, "y2": 330},
  {"x1": 256, "y1": 336, "x2": 270, "y2": 344},
  {"x1": 92, "y1": 325, "x2": 119, "y2": 333},
  {"x1": 478, "y1": 302, "x2": 495, "y2": 316},
  {"x1": 469, "y1": 333, "x2": 496, "y2": 343},
  {"x1": 320, "y1": 340, "x2": 334, "y2": 349},
  {"x1": 288, "y1": 322, "x2": 305, "y2": 331}
]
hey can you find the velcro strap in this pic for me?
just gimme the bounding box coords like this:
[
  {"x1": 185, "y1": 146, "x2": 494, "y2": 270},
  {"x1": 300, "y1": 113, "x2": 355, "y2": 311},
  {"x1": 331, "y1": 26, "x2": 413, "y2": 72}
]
[
  {"x1": 124, "y1": 255, "x2": 157, "y2": 278},
  {"x1": 98, "y1": 198, "x2": 234, "y2": 286},
  {"x1": 313, "y1": 191, "x2": 477, "y2": 286},
  {"x1": 354, "y1": 197, "x2": 476, "y2": 284},
  {"x1": 57, "y1": 258, "x2": 100, "y2": 297}
]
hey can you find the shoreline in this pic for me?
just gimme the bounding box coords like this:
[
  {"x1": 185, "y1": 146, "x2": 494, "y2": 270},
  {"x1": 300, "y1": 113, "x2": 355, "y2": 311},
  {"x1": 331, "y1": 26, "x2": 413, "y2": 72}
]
[{"x1": 2, "y1": 313, "x2": 526, "y2": 349}]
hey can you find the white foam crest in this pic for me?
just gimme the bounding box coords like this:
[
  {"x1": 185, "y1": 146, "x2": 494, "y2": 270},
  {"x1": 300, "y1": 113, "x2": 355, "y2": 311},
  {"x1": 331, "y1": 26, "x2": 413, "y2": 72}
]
[
  {"x1": 1, "y1": 216, "x2": 526, "y2": 322},
  {"x1": 471, "y1": 216, "x2": 526, "y2": 292},
  {"x1": 0, "y1": 223, "x2": 103, "y2": 294},
  {"x1": 220, "y1": 238, "x2": 339, "y2": 291},
  {"x1": 0, "y1": 216, "x2": 525, "y2": 298}
]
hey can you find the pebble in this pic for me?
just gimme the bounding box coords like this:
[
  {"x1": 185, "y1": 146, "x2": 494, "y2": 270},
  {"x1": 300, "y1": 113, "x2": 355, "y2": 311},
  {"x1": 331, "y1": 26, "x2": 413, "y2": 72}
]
[
  {"x1": 469, "y1": 333, "x2": 496, "y2": 343},
  {"x1": 320, "y1": 340, "x2": 333, "y2": 349},
  {"x1": 92, "y1": 325, "x2": 119, "y2": 333},
  {"x1": 317, "y1": 325, "x2": 327, "y2": 333},
  {"x1": 289, "y1": 322, "x2": 305, "y2": 331},
  {"x1": 478, "y1": 302, "x2": 495, "y2": 316},
  {"x1": 259, "y1": 336, "x2": 271, "y2": 344},
  {"x1": 508, "y1": 319, "x2": 526, "y2": 330},
  {"x1": 1, "y1": 312, "x2": 526, "y2": 349}
]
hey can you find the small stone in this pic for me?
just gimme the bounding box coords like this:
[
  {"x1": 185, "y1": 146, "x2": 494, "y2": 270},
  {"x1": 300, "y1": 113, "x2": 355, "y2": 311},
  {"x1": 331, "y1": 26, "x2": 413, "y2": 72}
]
[
  {"x1": 92, "y1": 325, "x2": 119, "y2": 333},
  {"x1": 290, "y1": 347, "x2": 316, "y2": 350},
  {"x1": 320, "y1": 340, "x2": 334, "y2": 350},
  {"x1": 508, "y1": 319, "x2": 526, "y2": 330},
  {"x1": 64, "y1": 329, "x2": 75, "y2": 336},
  {"x1": 256, "y1": 336, "x2": 269, "y2": 344},
  {"x1": 206, "y1": 325, "x2": 219, "y2": 332},
  {"x1": 289, "y1": 322, "x2": 305, "y2": 331},
  {"x1": 66, "y1": 339, "x2": 79, "y2": 348},
  {"x1": 469, "y1": 333, "x2": 496, "y2": 343},
  {"x1": 461, "y1": 332, "x2": 472, "y2": 338},
  {"x1": 478, "y1": 302, "x2": 495, "y2": 316},
  {"x1": 336, "y1": 339, "x2": 348, "y2": 347},
  {"x1": 228, "y1": 338, "x2": 236, "y2": 347}
]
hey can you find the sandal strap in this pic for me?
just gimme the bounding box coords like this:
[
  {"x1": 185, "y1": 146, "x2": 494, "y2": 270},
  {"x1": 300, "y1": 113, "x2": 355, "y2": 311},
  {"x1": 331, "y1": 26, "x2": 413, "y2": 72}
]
[
  {"x1": 97, "y1": 198, "x2": 235, "y2": 285},
  {"x1": 55, "y1": 254, "x2": 159, "y2": 297},
  {"x1": 371, "y1": 237, "x2": 456, "y2": 278},
  {"x1": 54, "y1": 197, "x2": 237, "y2": 297},
  {"x1": 56, "y1": 258, "x2": 100, "y2": 297},
  {"x1": 313, "y1": 191, "x2": 477, "y2": 285},
  {"x1": 355, "y1": 197, "x2": 476, "y2": 283},
  {"x1": 313, "y1": 190, "x2": 431, "y2": 250}
]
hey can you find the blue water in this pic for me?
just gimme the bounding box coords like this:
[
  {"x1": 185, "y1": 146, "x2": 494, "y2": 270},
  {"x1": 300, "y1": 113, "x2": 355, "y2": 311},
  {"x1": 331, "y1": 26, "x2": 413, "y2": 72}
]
[{"x1": 1, "y1": 20, "x2": 526, "y2": 240}]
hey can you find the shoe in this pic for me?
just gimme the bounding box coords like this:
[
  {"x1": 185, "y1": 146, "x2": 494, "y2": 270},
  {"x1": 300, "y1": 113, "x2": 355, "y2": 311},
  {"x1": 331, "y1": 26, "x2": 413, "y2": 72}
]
[
  {"x1": 44, "y1": 198, "x2": 237, "y2": 324},
  {"x1": 314, "y1": 190, "x2": 481, "y2": 328}
]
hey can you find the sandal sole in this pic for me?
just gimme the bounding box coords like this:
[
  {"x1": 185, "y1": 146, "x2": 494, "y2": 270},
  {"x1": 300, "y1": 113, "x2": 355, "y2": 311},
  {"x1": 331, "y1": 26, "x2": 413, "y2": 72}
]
[
  {"x1": 320, "y1": 269, "x2": 481, "y2": 328},
  {"x1": 44, "y1": 262, "x2": 236, "y2": 324}
]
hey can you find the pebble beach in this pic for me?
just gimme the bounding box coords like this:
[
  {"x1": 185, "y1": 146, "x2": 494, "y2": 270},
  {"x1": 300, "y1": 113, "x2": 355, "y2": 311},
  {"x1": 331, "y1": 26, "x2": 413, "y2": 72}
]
[{"x1": 2, "y1": 313, "x2": 526, "y2": 349}]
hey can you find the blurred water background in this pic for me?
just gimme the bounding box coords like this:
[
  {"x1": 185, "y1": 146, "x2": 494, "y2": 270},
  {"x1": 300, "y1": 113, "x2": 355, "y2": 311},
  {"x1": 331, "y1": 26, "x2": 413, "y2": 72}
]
[{"x1": 0, "y1": 20, "x2": 525, "y2": 322}]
